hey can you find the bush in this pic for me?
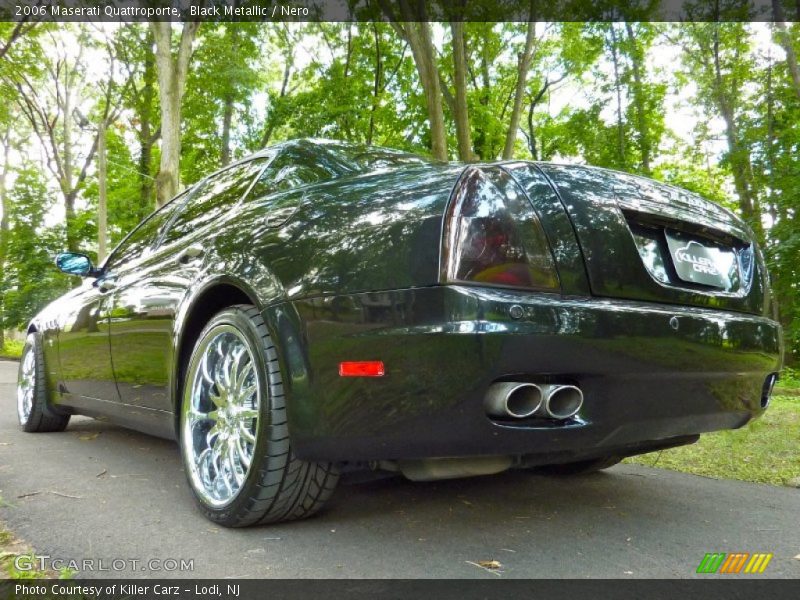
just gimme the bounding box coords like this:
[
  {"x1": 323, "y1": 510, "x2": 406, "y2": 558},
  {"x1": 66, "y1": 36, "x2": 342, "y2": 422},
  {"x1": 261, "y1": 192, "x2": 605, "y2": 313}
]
[
  {"x1": 0, "y1": 339, "x2": 23, "y2": 359},
  {"x1": 778, "y1": 367, "x2": 800, "y2": 390}
]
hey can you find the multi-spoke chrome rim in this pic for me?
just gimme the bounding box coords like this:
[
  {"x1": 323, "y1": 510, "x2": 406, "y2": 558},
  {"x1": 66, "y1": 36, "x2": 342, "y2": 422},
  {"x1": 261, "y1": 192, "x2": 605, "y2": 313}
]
[
  {"x1": 182, "y1": 326, "x2": 260, "y2": 508},
  {"x1": 17, "y1": 344, "x2": 35, "y2": 425}
]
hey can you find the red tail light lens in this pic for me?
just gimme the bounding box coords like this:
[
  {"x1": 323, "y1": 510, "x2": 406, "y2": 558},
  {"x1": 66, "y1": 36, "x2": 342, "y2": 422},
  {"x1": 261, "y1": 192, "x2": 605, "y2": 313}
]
[{"x1": 442, "y1": 167, "x2": 559, "y2": 290}]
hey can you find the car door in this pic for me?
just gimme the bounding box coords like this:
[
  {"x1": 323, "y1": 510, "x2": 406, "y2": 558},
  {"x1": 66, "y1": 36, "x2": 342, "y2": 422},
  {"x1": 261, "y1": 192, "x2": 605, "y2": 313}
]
[
  {"x1": 91, "y1": 195, "x2": 187, "y2": 410},
  {"x1": 108, "y1": 159, "x2": 266, "y2": 411},
  {"x1": 56, "y1": 276, "x2": 118, "y2": 401}
]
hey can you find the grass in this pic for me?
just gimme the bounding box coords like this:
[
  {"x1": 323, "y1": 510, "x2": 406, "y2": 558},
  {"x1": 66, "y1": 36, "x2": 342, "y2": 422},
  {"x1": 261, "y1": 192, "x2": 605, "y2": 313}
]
[
  {"x1": 626, "y1": 395, "x2": 800, "y2": 486},
  {"x1": 0, "y1": 339, "x2": 23, "y2": 360},
  {"x1": 775, "y1": 366, "x2": 800, "y2": 397}
]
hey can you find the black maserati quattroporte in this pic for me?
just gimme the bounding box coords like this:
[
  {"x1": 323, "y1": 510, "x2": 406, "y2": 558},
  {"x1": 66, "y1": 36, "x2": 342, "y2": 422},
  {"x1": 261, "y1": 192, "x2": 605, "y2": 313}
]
[{"x1": 17, "y1": 139, "x2": 782, "y2": 526}]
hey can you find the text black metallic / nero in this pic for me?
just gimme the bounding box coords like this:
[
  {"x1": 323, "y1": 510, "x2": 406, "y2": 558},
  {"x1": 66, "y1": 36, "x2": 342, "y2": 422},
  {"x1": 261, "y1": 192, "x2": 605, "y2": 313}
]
[{"x1": 17, "y1": 139, "x2": 783, "y2": 526}]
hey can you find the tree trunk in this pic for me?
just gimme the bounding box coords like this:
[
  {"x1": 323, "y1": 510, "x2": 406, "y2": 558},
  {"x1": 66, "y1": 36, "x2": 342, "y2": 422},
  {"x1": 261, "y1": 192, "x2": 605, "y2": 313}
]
[
  {"x1": 97, "y1": 121, "x2": 108, "y2": 263},
  {"x1": 527, "y1": 95, "x2": 537, "y2": 159},
  {"x1": 525, "y1": 78, "x2": 554, "y2": 160},
  {"x1": 367, "y1": 23, "x2": 383, "y2": 146},
  {"x1": 402, "y1": 21, "x2": 448, "y2": 161},
  {"x1": 155, "y1": 87, "x2": 181, "y2": 207},
  {"x1": 765, "y1": 52, "x2": 777, "y2": 221},
  {"x1": 708, "y1": 25, "x2": 764, "y2": 242},
  {"x1": 260, "y1": 44, "x2": 293, "y2": 148},
  {"x1": 625, "y1": 23, "x2": 652, "y2": 175},
  {"x1": 502, "y1": 21, "x2": 537, "y2": 160},
  {"x1": 221, "y1": 22, "x2": 240, "y2": 166},
  {"x1": 480, "y1": 46, "x2": 492, "y2": 159},
  {"x1": 138, "y1": 138, "x2": 154, "y2": 217},
  {"x1": 220, "y1": 8, "x2": 241, "y2": 165},
  {"x1": 221, "y1": 95, "x2": 234, "y2": 166},
  {"x1": 62, "y1": 58, "x2": 76, "y2": 252},
  {"x1": 608, "y1": 24, "x2": 627, "y2": 167},
  {"x1": 772, "y1": 0, "x2": 800, "y2": 101},
  {"x1": 64, "y1": 191, "x2": 78, "y2": 253},
  {"x1": 718, "y1": 102, "x2": 762, "y2": 239},
  {"x1": 383, "y1": 1, "x2": 448, "y2": 160},
  {"x1": 138, "y1": 30, "x2": 157, "y2": 215},
  {"x1": 0, "y1": 124, "x2": 10, "y2": 348},
  {"x1": 450, "y1": 21, "x2": 474, "y2": 161},
  {"x1": 151, "y1": 22, "x2": 201, "y2": 207}
]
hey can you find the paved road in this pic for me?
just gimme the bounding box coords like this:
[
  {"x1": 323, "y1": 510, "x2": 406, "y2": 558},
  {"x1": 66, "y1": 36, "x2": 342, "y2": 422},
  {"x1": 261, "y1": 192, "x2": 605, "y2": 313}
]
[{"x1": 1, "y1": 360, "x2": 798, "y2": 579}]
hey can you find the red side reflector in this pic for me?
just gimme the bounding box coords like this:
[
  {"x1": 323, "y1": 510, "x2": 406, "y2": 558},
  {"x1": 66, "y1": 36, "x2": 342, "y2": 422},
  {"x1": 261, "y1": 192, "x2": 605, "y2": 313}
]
[{"x1": 339, "y1": 361, "x2": 385, "y2": 377}]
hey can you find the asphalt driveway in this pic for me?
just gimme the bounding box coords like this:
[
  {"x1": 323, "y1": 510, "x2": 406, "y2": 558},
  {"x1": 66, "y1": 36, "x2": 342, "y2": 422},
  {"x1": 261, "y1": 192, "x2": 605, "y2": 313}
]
[{"x1": 1, "y1": 360, "x2": 798, "y2": 578}]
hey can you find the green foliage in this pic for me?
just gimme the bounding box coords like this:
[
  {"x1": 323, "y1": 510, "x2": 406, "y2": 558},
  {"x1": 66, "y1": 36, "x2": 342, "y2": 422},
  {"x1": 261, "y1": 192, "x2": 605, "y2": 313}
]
[
  {"x1": 0, "y1": 338, "x2": 23, "y2": 359},
  {"x1": 1, "y1": 167, "x2": 72, "y2": 331},
  {"x1": 264, "y1": 23, "x2": 428, "y2": 154},
  {"x1": 548, "y1": 22, "x2": 666, "y2": 174},
  {"x1": 183, "y1": 22, "x2": 266, "y2": 182},
  {"x1": 759, "y1": 23, "x2": 800, "y2": 365},
  {"x1": 112, "y1": 23, "x2": 160, "y2": 214},
  {"x1": 778, "y1": 367, "x2": 800, "y2": 390},
  {"x1": 82, "y1": 125, "x2": 147, "y2": 247},
  {"x1": 652, "y1": 138, "x2": 737, "y2": 211}
]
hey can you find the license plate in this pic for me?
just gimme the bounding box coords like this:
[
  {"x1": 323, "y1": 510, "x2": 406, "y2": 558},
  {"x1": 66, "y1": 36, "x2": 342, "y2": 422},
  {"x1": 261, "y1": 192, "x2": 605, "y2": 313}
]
[{"x1": 664, "y1": 230, "x2": 731, "y2": 289}]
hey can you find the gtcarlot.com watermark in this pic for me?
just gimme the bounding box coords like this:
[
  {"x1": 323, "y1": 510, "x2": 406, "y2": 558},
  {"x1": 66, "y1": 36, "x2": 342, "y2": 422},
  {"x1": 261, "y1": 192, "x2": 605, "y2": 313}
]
[{"x1": 14, "y1": 554, "x2": 194, "y2": 573}]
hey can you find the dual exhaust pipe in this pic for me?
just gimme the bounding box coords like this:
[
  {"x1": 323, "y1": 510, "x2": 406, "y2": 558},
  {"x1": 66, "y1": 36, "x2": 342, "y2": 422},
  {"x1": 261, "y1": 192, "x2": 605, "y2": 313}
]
[{"x1": 484, "y1": 382, "x2": 583, "y2": 420}]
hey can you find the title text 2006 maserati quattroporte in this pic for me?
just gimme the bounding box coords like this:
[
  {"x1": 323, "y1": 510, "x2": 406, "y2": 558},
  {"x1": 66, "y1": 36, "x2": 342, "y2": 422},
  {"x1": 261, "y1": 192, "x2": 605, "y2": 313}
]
[{"x1": 17, "y1": 139, "x2": 782, "y2": 526}]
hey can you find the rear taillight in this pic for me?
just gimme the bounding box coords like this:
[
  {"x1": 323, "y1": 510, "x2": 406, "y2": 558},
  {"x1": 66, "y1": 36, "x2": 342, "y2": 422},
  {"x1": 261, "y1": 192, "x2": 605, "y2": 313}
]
[{"x1": 441, "y1": 166, "x2": 559, "y2": 290}]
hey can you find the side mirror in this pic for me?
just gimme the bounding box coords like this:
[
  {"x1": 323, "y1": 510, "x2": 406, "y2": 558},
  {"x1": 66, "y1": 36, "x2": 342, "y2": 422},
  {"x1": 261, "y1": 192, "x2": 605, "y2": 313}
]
[{"x1": 55, "y1": 252, "x2": 96, "y2": 277}]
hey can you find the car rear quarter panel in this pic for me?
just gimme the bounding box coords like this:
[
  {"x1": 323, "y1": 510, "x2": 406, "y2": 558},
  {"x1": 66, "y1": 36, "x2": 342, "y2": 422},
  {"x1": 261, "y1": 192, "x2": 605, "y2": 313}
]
[
  {"x1": 176, "y1": 163, "x2": 464, "y2": 436},
  {"x1": 218, "y1": 164, "x2": 466, "y2": 304}
]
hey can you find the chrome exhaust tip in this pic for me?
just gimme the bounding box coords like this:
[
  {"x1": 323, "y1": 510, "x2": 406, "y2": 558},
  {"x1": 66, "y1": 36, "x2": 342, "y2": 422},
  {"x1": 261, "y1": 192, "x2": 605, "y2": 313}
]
[
  {"x1": 538, "y1": 384, "x2": 584, "y2": 419},
  {"x1": 484, "y1": 382, "x2": 543, "y2": 419}
]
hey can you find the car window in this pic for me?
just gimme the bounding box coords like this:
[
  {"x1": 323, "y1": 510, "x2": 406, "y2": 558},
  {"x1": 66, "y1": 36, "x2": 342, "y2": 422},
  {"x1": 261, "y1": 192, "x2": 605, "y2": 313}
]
[
  {"x1": 103, "y1": 190, "x2": 188, "y2": 271},
  {"x1": 160, "y1": 159, "x2": 265, "y2": 247}
]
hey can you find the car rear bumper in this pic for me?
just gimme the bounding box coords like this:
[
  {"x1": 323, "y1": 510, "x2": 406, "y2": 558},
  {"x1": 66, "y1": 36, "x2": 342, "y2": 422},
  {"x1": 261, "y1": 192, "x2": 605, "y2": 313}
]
[{"x1": 265, "y1": 285, "x2": 783, "y2": 463}]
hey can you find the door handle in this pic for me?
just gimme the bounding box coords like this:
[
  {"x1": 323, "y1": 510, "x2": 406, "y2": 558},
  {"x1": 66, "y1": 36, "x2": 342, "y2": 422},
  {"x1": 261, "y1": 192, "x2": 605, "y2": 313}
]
[
  {"x1": 98, "y1": 277, "x2": 117, "y2": 293},
  {"x1": 178, "y1": 244, "x2": 205, "y2": 264}
]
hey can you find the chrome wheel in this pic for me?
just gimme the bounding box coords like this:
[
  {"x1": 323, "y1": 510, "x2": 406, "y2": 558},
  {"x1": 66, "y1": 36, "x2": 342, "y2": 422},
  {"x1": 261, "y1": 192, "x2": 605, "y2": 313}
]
[
  {"x1": 17, "y1": 344, "x2": 35, "y2": 425},
  {"x1": 182, "y1": 326, "x2": 260, "y2": 508}
]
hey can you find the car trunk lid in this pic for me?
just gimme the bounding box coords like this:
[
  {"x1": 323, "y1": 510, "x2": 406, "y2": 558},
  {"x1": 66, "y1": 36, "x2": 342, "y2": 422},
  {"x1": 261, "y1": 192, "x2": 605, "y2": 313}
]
[{"x1": 531, "y1": 163, "x2": 768, "y2": 316}]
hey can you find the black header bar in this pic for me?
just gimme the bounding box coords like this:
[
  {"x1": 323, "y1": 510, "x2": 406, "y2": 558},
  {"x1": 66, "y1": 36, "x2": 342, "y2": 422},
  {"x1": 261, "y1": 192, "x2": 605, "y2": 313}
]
[{"x1": 0, "y1": 0, "x2": 795, "y2": 23}]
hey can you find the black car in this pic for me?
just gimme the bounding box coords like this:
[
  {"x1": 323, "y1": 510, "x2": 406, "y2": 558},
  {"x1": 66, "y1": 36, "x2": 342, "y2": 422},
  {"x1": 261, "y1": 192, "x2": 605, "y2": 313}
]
[{"x1": 17, "y1": 139, "x2": 783, "y2": 527}]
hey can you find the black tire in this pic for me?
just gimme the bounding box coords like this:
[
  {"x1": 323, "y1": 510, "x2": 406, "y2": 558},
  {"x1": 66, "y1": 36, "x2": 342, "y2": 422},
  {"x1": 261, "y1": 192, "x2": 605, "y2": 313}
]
[
  {"x1": 17, "y1": 332, "x2": 70, "y2": 433},
  {"x1": 179, "y1": 304, "x2": 338, "y2": 527},
  {"x1": 533, "y1": 456, "x2": 621, "y2": 476}
]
